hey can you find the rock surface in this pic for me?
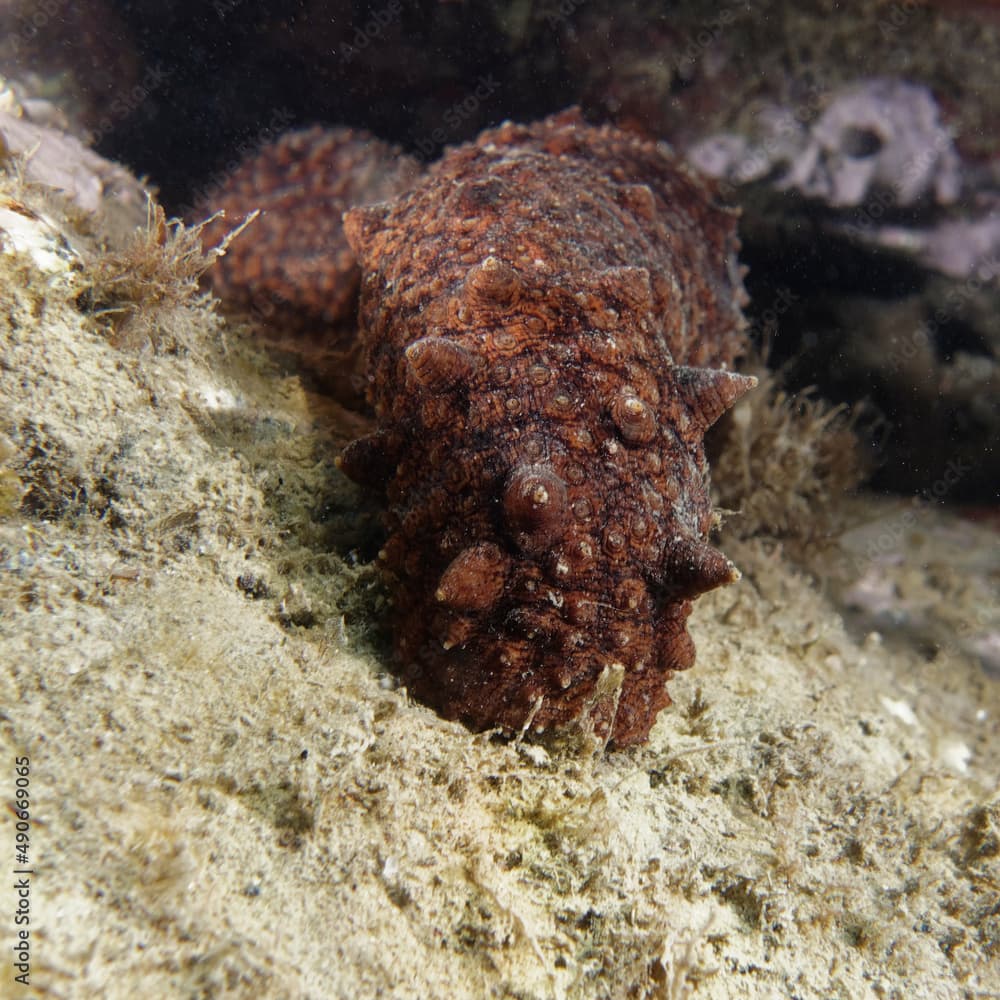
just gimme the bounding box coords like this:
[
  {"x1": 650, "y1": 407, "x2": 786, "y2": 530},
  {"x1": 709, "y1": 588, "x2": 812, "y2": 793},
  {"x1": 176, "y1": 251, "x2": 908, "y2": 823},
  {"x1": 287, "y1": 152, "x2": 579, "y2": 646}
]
[{"x1": 0, "y1": 96, "x2": 997, "y2": 1000}]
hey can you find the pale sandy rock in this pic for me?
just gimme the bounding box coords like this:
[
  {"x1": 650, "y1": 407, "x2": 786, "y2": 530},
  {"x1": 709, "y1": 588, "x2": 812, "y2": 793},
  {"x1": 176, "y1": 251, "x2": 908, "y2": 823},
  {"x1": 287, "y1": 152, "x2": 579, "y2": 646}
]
[{"x1": 0, "y1": 135, "x2": 997, "y2": 1000}]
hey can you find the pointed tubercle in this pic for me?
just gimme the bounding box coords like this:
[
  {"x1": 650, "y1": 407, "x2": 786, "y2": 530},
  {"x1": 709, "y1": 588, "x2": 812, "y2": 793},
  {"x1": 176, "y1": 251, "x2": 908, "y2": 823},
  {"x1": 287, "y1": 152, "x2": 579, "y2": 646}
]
[
  {"x1": 672, "y1": 366, "x2": 757, "y2": 431},
  {"x1": 435, "y1": 543, "x2": 510, "y2": 613},
  {"x1": 661, "y1": 535, "x2": 741, "y2": 600},
  {"x1": 336, "y1": 430, "x2": 398, "y2": 491}
]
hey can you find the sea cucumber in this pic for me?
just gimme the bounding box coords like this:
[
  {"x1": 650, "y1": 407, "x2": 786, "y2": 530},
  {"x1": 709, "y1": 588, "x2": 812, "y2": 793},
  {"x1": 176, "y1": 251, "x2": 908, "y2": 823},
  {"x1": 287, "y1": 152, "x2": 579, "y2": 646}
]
[
  {"x1": 197, "y1": 125, "x2": 422, "y2": 400},
  {"x1": 339, "y1": 109, "x2": 754, "y2": 746},
  {"x1": 198, "y1": 125, "x2": 421, "y2": 324}
]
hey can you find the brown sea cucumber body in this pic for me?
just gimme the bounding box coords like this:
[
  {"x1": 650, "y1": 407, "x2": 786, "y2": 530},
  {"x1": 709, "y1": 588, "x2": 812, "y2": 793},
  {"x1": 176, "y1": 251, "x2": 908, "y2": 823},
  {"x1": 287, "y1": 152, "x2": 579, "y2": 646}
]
[
  {"x1": 197, "y1": 127, "x2": 422, "y2": 400},
  {"x1": 201, "y1": 125, "x2": 421, "y2": 329},
  {"x1": 341, "y1": 110, "x2": 754, "y2": 746}
]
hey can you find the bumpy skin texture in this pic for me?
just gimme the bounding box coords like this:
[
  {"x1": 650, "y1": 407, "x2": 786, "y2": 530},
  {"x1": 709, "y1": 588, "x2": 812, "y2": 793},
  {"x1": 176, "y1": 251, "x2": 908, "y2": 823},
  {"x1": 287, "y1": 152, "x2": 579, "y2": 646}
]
[
  {"x1": 200, "y1": 126, "x2": 422, "y2": 330},
  {"x1": 341, "y1": 110, "x2": 754, "y2": 747},
  {"x1": 197, "y1": 126, "x2": 422, "y2": 402}
]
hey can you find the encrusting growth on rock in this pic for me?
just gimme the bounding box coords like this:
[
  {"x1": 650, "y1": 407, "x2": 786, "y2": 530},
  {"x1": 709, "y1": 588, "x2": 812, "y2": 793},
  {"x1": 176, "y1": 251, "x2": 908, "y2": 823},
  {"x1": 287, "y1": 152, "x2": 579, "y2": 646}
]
[{"x1": 339, "y1": 109, "x2": 755, "y2": 746}]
